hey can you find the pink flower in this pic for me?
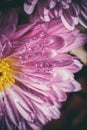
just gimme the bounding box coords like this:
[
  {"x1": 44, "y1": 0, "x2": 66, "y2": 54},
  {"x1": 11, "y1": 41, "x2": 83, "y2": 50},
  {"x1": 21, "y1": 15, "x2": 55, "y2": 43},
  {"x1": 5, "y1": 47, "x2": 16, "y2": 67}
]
[
  {"x1": 24, "y1": 0, "x2": 87, "y2": 30},
  {"x1": 0, "y1": 17, "x2": 87, "y2": 130},
  {"x1": 78, "y1": 0, "x2": 87, "y2": 28}
]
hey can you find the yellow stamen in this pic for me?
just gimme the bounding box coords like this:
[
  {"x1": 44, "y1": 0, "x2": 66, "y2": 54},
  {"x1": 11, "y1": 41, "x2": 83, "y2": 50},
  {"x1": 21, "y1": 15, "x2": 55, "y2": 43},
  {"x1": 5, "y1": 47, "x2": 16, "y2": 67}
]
[{"x1": 0, "y1": 58, "x2": 15, "y2": 91}]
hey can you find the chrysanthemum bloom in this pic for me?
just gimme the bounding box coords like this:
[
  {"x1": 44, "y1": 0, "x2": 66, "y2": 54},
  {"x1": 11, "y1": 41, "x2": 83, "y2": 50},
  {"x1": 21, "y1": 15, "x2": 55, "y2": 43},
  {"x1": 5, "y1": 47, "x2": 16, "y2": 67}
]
[
  {"x1": 0, "y1": 16, "x2": 87, "y2": 130},
  {"x1": 24, "y1": 0, "x2": 87, "y2": 30},
  {"x1": 76, "y1": 0, "x2": 87, "y2": 28}
]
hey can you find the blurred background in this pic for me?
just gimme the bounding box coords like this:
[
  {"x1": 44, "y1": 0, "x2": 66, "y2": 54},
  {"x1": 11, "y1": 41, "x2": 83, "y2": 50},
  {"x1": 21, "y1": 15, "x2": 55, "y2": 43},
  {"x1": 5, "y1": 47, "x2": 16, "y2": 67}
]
[{"x1": 0, "y1": 1, "x2": 87, "y2": 130}]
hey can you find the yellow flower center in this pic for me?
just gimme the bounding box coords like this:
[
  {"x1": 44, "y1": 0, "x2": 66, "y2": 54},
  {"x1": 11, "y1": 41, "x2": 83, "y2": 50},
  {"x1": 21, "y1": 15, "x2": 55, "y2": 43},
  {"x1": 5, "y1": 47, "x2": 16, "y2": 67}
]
[{"x1": 0, "y1": 58, "x2": 15, "y2": 91}]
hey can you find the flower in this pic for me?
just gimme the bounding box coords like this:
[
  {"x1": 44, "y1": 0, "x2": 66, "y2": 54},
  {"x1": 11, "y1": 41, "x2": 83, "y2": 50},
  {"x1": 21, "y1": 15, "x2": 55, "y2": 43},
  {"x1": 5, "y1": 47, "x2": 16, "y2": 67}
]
[
  {"x1": 0, "y1": 17, "x2": 87, "y2": 130},
  {"x1": 77, "y1": 0, "x2": 87, "y2": 28},
  {"x1": 24, "y1": 0, "x2": 87, "y2": 30}
]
